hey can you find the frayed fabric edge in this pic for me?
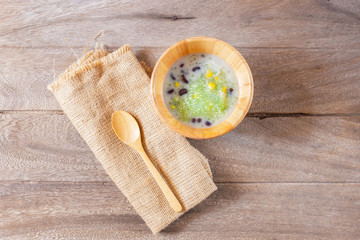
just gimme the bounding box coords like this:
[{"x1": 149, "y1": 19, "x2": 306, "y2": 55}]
[{"x1": 47, "y1": 45, "x2": 132, "y2": 93}]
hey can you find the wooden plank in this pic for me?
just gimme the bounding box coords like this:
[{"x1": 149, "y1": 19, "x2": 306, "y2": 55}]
[
  {"x1": 1, "y1": 112, "x2": 359, "y2": 183},
  {"x1": 1, "y1": 181, "x2": 359, "y2": 239},
  {"x1": 1, "y1": 47, "x2": 360, "y2": 113},
  {"x1": 0, "y1": 112, "x2": 110, "y2": 182},
  {"x1": 0, "y1": 0, "x2": 359, "y2": 49}
]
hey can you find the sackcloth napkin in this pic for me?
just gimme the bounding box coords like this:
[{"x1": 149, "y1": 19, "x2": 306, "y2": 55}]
[{"x1": 47, "y1": 45, "x2": 218, "y2": 233}]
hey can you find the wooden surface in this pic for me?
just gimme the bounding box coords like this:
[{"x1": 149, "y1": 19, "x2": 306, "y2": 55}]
[
  {"x1": 151, "y1": 37, "x2": 253, "y2": 139},
  {"x1": 1, "y1": 0, "x2": 360, "y2": 239}
]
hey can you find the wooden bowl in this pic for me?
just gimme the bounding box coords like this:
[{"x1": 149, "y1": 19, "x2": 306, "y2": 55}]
[{"x1": 151, "y1": 37, "x2": 253, "y2": 139}]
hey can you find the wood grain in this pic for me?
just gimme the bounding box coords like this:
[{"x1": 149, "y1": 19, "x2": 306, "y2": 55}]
[
  {"x1": 1, "y1": 112, "x2": 359, "y2": 183},
  {"x1": 1, "y1": 0, "x2": 359, "y2": 49},
  {"x1": 1, "y1": 47, "x2": 359, "y2": 113},
  {"x1": 1, "y1": 181, "x2": 359, "y2": 239},
  {"x1": 1, "y1": 0, "x2": 360, "y2": 238}
]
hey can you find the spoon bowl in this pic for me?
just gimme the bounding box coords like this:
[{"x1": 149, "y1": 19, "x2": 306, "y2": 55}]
[{"x1": 112, "y1": 111, "x2": 140, "y2": 145}]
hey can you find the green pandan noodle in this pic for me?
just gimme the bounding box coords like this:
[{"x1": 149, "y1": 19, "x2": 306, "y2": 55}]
[{"x1": 169, "y1": 68, "x2": 235, "y2": 122}]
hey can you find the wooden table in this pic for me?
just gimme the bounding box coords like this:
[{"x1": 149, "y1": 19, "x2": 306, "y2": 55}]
[{"x1": 1, "y1": 1, "x2": 360, "y2": 239}]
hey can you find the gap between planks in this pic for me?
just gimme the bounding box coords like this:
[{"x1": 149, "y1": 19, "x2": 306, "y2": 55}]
[
  {"x1": 1, "y1": 180, "x2": 359, "y2": 185},
  {"x1": 1, "y1": 110, "x2": 360, "y2": 118},
  {"x1": 2, "y1": 45, "x2": 360, "y2": 51}
]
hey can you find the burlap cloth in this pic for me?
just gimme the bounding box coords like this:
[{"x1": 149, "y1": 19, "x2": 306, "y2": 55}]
[{"x1": 47, "y1": 45, "x2": 217, "y2": 233}]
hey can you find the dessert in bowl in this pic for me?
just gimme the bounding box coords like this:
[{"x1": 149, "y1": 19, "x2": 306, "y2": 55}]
[{"x1": 151, "y1": 37, "x2": 253, "y2": 139}]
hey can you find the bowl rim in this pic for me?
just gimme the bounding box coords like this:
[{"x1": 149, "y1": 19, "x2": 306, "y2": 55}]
[{"x1": 150, "y1": 36, "x2": 253, "y2": 139}]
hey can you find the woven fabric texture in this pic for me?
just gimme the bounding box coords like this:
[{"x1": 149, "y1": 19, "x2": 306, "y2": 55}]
[{"x1": 48, "y1": 45, "x2": 217, "y2": 233}]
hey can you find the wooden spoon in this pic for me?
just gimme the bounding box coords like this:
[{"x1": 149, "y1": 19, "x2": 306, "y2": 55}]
[{"x1": 111, "y1": 111, "x2": 182, "y2": 213}]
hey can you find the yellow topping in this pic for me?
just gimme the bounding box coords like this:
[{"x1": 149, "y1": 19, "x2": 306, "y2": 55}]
[
  {"x1": 194, "y1": 94, "x2": 198, "y2": 99},
  {"x1": 222, "y1": 86, "x2": 227, "y2": 93},
  {"x1": 208, "y1": 82, "x2": 216, "y2": 90},
  {"x1": 170, "y1": 105, "x2": 175, "y2": 109},
  {"x1": 206, "y1": 69, "x2": 213, "y2": 78},
  {"x1": 174, "y1": 82, "x2": 180, "y2": 87},
  {"x1": 215, "y1": 76, "x2": 219, "y2": 81}
]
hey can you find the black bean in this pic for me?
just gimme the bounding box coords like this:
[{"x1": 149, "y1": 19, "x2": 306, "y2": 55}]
[
  {"x1": 229, "y1": 88, "x2": 234, "y2": 94},
  {"x1": 181, "y1": 75, "x2": 189, "y2": 84},
  {"x1": 179, "y1": 88, "x2": 188, "y2": 96},
  {"x1": 205, "y1": 121, "x2": 212, "y2": 126},
  {"x1": 167, "y1": 89, "x2": 174, "y2": 94},
  {"x1": 181, "y1": 69, "x2": 188, "y2": 75},
  {"x1": 192, "y1": 66, "x2": 201, "y2": 72},
  {"x1": 197, "y1": 118, "x2": 202, "y2": 123},
  {"x1": 191, "y1": 118, "x2": 196, "y2": 123},
  {"x1": 180, "y1": 63, "x2": 184, "y2": 68},
  {"x1": 170, "y1": 73, "x2": 175, "y2": 80}
]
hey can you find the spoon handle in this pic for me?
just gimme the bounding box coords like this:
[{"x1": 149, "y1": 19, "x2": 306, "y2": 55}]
[{"x1": 137, "y1": 149, "x2": 183, "y2": 213}]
